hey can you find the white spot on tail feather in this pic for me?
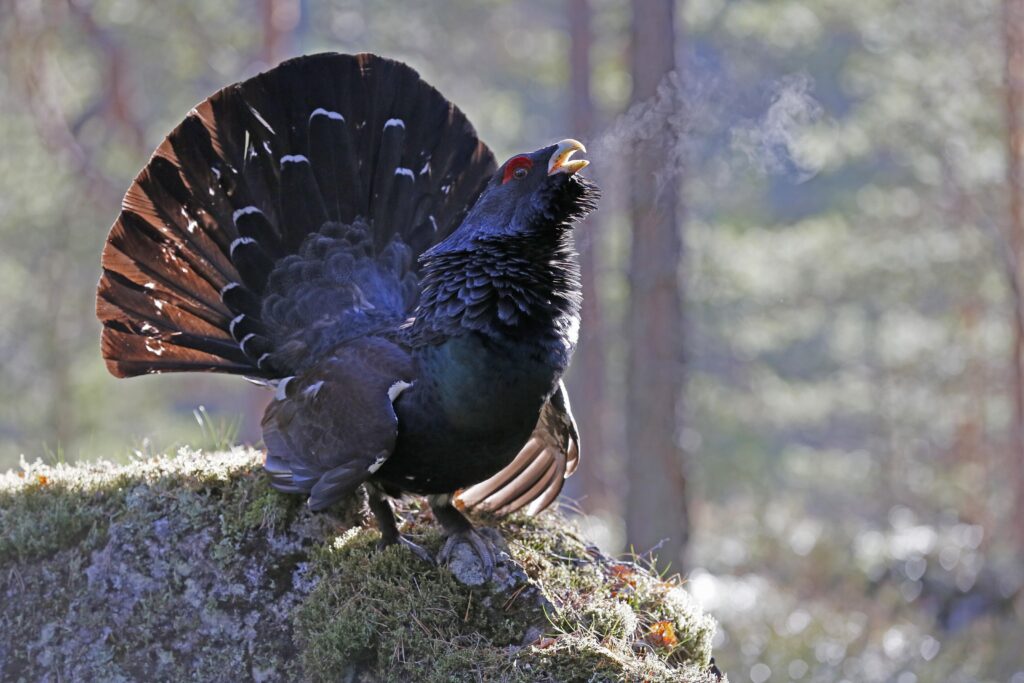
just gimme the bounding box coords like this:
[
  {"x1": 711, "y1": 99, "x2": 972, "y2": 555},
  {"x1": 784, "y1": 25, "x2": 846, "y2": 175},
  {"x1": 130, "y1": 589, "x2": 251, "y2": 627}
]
[
  {"x1": 248, "y1": 105, "x2": 276, "y2": 134},
  {"x1": 303, "y1": 381, "x2": 324, "y2": 398},
  {"x1": 232, "y1": 206, "x2": 263, "y2": 224},
  {"x1": 275, "y1": 377, "x2": 294, "y2": 401},
  {"x1": 220, "y1": 282, "x2": 240, "y2": 298},
  {"x1": 144, "y1": 338, "x2": 165, "y2": 356},
  {"x1": 229, "y1": 237, "x2": 257, "y2": 257},
  {"x1": 257, "y1": 353, "x2": 271, "y2": 369},
  {"x1": 280, "y1": 154, "x2": 309, "y2": 167},
  {"x1": 388, "y1": 381, "x2": 413, "y2": 403},
  {"x1": 394, "y1": 167, "x2": 414, "y2": 179},
  {"x1": 383, "y1": 118, "x2": 405, "y2": 130},
  {"x1": 420, "y1": 160, "x2": 431, "y2": 175},
  {"x1": 229, "y1": 314, "x2": 245, "y2": 336},
  {"x1": 429, "y1": 215, "x2": 438, "y2": 232},
  {"x1": 239, "y1": 333, "x2": 257, "y2": 352},
  {"x1": 310, "y1": 107, "x2": 345, "y2": 122},
  {"x1": 180, "y1": 207, "x2": 199, "y2": 233},
  {"x1": 367, "y1": 453, "x2": 388, "y2": 473}
]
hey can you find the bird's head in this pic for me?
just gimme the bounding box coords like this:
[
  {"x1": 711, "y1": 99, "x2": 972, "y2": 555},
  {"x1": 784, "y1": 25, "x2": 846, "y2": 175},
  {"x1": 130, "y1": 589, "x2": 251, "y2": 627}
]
[{"x1": 426, "y1": 139, "x2": 599, "y2": 254}]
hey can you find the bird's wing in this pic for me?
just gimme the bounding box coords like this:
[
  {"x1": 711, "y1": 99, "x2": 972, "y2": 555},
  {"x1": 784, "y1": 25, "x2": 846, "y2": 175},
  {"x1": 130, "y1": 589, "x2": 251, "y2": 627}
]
[
  {"x1": 261, "y1": 336, "x2": 414, "y2": 510},
  {"x1": 455, "y1": 380, "x2": 580, "y2": 516}
]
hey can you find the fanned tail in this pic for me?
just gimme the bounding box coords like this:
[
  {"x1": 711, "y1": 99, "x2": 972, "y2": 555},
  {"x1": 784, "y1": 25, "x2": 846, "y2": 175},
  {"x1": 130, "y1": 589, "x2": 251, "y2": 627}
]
[{"x1": 97, "y1": 52, "x2": 496, "y2": 378}]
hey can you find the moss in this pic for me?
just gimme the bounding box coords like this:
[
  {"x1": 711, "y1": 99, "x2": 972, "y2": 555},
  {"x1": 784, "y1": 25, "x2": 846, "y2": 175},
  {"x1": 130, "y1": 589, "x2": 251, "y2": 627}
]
[
  {"x1": 2, "y1": 449, "x2": 721, "y2": 682},
  {"x1": 574, "y1": 598, "x2": 639, "y2": 643},
  {"x1": 296, "y1": 508, "x2": 718, "y2": 682},
  {"x1": 218, "y1": 470, "x2": 304, "y2": 539},
  {"x1": 295, "y1": 526, "x2": 544, "y2": 682},
  {"x1": 0, "y1": 461, "x2": 131, "y2": 563},
  {"x1": 523, "y1": 634, "x2": 717, "y2": 683}
]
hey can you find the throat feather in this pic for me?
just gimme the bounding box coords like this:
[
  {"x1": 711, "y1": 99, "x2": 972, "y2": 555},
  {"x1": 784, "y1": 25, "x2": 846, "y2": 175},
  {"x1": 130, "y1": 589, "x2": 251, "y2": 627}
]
[{"x1": 413, "y1": 233, "x2": 581, "y2": 350}]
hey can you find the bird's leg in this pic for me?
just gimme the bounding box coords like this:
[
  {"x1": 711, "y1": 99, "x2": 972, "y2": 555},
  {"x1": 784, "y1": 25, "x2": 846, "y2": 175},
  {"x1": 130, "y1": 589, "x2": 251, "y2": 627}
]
[
  {"x1": 429, "y1": 493, "x2": 504, "y2": 583},
  {"x1": 366, "y1": 484, "x2": 433, "y2": 563}
]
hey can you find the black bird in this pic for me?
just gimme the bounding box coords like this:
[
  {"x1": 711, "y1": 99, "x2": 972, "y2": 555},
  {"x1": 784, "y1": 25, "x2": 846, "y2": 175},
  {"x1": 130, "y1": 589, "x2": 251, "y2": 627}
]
[{"x1": 96, "y1": 52, "x2": 598, "y2": 576}]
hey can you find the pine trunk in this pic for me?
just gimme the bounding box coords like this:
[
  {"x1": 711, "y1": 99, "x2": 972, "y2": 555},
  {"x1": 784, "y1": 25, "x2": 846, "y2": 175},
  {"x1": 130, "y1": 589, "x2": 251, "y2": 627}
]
[
  {"x1": 625, "y1": 0, "x2": 689, "y2": 570},
  {"x1": 1003, "y1": 0, "x2": 1024, "y2": 558}
]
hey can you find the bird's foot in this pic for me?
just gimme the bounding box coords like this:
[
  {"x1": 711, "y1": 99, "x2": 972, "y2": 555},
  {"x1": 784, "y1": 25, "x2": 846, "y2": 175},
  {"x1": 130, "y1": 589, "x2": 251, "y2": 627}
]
[
  {"x1": 437, "y1": 527, "x2": 507, "y2": 586},
  {"x1": 377, "y1": 534, "x2": 434, "y2": 564}
]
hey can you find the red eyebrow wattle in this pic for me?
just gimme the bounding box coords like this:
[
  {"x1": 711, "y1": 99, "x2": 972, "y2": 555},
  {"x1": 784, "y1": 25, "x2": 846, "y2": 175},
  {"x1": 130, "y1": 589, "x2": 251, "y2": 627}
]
[{"x1": 502, "y1": 156, "x2": 533, "y2": 184}]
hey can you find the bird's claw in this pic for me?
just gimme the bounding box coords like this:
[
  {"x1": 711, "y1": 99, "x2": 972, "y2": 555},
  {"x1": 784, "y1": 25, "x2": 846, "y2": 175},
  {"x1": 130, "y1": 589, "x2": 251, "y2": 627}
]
[
  {"x1": 378, "y1": 534, "x2": 434, "y2": 564},
  {"x1": 437, "y1": 527, "x2": 504, "y2": 584}
]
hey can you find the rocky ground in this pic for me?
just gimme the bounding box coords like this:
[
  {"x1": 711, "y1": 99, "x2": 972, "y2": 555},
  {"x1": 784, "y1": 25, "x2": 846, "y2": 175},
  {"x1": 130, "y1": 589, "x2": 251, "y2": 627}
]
[{"x1": 0, "y1": 448, "x2": 720, "y2": 682}]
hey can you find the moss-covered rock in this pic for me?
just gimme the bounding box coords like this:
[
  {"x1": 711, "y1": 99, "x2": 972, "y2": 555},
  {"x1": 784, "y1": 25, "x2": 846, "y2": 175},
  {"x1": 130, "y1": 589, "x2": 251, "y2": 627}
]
[{"x1": 1, "y1": 449, "x2": 721, "y2": 682}]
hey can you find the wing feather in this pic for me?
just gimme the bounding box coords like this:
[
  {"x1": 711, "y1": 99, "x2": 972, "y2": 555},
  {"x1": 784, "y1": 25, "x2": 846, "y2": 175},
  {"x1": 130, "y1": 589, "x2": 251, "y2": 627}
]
[
  {"x1": 457, "y1": 380, "x2": 580, "y2": 516},
  {"x1": 261, "y1": 336, "x2": 413, "y2": 510}
]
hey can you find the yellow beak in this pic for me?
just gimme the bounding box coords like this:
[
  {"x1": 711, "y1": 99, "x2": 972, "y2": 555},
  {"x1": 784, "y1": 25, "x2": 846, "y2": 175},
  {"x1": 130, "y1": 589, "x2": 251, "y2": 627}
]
[{"x1": 547, "y1": 139, "x2": 589, "y2": 175}]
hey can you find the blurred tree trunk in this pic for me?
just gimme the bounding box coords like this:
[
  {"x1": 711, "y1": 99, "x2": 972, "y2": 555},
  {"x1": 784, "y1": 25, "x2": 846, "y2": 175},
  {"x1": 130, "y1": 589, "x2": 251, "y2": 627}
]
[
  {"x1": 1002, "y1": 0, "x2": 1024, "y2": 558},
  {"x1": 625, "y1": 0, "x2": 689, "y2": 569},
  {"x1": 565, "y1": 0, "x2": 610, "y2": 513},
  {"x1": 262, "y1": 0, "x2": 300, "y2": 65}
]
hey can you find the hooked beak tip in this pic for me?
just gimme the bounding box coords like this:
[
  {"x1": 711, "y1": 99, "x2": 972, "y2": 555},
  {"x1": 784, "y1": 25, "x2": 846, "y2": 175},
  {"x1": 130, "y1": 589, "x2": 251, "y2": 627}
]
[{"x1": 548, "y1": 138, "x2": 589, "y2": 175}]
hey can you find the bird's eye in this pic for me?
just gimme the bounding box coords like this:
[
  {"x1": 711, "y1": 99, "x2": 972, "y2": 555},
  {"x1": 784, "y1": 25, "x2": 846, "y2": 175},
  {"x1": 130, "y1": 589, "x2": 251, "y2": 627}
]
[{"x1": 502, "y1": 156, "x2": 533, "y2": 184}]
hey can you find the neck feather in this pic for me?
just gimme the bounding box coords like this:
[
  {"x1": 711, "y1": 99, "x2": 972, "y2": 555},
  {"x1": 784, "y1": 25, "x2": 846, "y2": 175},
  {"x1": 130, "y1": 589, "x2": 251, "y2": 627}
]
[{"x1": 413, "y1": 229, "x2": 581, "y2": 355}]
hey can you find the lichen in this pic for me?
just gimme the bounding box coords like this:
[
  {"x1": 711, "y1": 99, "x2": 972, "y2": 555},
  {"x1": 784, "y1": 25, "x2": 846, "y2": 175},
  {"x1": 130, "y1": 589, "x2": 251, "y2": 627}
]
[
  {"x1": 0, "y1": 461, "x2": 131, "y2": 563},
  {"x1": 1, "y1": 449, "x2": 721, "y2": 682}
]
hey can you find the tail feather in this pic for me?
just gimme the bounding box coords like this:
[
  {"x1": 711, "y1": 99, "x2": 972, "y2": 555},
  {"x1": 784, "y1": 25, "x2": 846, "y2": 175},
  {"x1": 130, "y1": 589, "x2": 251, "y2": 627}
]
[
  {"x1": 307, "y1": 106, "x2": 361, "y2": 221},
  {"x1": 98, "y1": 52, "x2": 496, "y2": 379},
  {"x1": 277, "y1": 155, "x2": 329, "y2": 252},
  {"x1": 124, "y1": 157, "x2": 239, "y2": 288},
  {"x1": 101, "y1": 224, "x2": 229, "y2": 325}
]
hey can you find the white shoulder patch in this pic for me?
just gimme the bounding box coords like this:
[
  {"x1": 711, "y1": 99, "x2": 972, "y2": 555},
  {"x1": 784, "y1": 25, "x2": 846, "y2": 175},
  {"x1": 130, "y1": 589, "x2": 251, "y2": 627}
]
[
  {"x1": 367, "y1": 453, "x2": 389, "y2": 473},
  {"x1": 388, "y1": 380, "x2": 413, "y2": 403}
]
